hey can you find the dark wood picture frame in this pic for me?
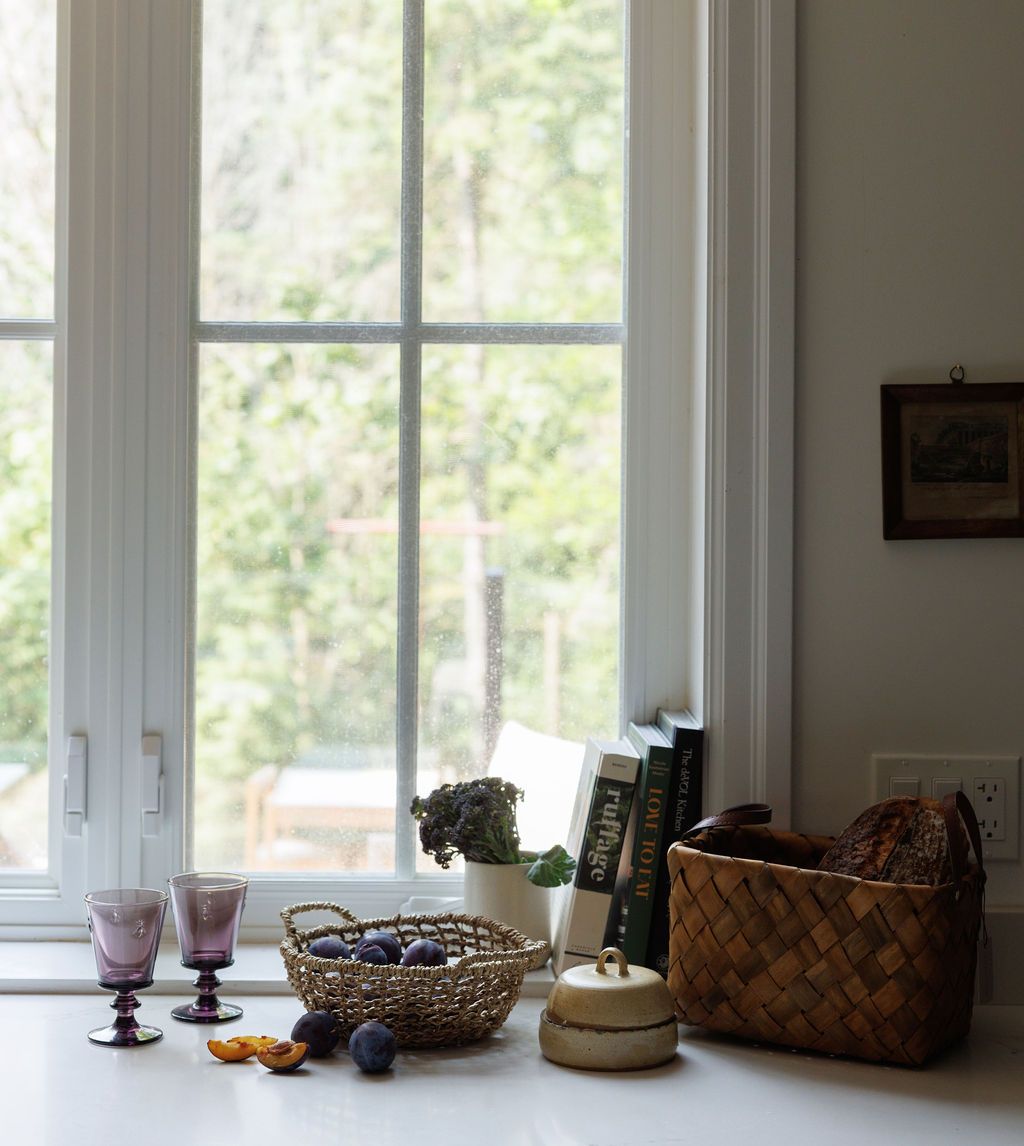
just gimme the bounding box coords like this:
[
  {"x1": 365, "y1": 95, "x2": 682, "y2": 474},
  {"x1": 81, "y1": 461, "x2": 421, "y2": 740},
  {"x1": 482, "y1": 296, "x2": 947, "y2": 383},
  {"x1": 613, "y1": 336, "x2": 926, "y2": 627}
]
[{"x1": 881, "y1": 382, "x2": 1024, "y2": 539}]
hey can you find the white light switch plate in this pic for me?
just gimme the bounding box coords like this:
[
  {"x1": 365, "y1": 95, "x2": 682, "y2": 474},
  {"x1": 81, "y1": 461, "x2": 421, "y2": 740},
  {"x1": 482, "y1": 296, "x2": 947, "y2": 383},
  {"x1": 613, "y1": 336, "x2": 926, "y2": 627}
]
[{"x1": 870, "y1": 754, "x2": 1020, "y2": 861}]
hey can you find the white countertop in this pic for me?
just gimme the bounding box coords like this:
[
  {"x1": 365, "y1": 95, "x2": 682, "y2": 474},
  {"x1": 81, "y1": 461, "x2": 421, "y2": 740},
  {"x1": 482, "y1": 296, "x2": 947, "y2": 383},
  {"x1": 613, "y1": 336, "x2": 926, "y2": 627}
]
[{"x1": 5, "y1": 993, "x2": 1023, "y2": 1146}]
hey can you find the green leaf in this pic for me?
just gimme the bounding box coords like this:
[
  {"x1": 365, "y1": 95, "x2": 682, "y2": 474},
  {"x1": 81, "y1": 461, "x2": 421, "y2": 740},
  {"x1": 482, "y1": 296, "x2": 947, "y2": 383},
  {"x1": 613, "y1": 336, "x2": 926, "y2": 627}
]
[{"x1": 526, "y1": 844, "x2": 576, "y2": 888}]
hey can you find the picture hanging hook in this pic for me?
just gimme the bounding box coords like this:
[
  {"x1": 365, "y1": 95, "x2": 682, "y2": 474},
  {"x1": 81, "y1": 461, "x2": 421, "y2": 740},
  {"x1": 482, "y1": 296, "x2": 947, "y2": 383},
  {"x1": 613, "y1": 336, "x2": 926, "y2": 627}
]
[{"x1": 949, "y1": 363, "x2": 965, "y2": 384}]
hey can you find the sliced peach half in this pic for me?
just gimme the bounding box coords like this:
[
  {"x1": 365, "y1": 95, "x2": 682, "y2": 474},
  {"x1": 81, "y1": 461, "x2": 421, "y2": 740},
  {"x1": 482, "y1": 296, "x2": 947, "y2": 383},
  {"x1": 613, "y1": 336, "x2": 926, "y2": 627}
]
[
  {"x1": 207, "y1": 1034, "x2": 280, "y2": 1061},
  {"x1": 208, "y1": 1038, "x2": 260, "y2": 1062}
]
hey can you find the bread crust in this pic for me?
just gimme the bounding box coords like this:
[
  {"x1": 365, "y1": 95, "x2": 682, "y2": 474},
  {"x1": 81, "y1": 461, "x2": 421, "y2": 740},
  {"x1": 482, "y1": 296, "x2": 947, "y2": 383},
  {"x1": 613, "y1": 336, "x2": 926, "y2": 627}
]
[{"x1": 817, "y1": 796, "x2": 967, "y2": 885}]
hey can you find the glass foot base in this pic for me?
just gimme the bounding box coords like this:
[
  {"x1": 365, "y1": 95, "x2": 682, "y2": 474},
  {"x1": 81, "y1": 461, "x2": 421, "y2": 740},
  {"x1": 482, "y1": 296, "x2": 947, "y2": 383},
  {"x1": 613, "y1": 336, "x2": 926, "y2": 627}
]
[
  {"x1": 88, "y1": 1023, "x2": 163, "y2": 1047},
  {"x1": 171, "y1": 1000, "x2": 243, "y2": 1023}
]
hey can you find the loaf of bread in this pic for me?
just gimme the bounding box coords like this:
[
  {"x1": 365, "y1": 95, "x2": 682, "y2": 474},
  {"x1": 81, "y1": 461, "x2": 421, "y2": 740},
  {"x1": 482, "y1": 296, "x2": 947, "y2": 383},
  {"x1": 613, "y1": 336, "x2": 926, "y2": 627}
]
[{"x1": 817, "y1": 796, "x2": 968, "y2": 885}]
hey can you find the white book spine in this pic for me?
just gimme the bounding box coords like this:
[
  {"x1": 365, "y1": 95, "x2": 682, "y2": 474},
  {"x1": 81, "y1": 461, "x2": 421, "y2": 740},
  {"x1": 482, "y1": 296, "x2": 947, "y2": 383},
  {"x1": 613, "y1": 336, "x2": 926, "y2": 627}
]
[{"x1": 552, "y1": 737, "x2": 640, "y2": 974}]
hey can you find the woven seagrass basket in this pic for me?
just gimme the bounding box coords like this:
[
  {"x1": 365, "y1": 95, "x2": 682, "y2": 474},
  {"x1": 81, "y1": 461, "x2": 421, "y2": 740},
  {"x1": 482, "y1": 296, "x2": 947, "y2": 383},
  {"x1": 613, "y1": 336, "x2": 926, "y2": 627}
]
[
  {"x1": 666, "y1": 796, "x2": 986, "y2": 1066},
  {"x1": 280, "y1": 902, "x2": 546, "y2": 1048}
]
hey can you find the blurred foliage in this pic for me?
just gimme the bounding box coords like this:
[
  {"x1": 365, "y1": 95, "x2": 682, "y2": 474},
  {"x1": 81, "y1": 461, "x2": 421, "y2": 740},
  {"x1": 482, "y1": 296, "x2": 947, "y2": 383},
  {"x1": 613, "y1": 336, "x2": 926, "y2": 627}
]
[{"x1": 0, "y1": 344, "x2": 50, "y2": 773}]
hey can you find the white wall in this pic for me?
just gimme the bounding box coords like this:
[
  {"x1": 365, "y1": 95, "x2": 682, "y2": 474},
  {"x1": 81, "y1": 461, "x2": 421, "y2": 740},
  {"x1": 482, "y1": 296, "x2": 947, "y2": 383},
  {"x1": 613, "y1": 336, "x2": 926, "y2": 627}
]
[{"x1": 794, "y1": 1, "x2": 1024, "y2": 995}]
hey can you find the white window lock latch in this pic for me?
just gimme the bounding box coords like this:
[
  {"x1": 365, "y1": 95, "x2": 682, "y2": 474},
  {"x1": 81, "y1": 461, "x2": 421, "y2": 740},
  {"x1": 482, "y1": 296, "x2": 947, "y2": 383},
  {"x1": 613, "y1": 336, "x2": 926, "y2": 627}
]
[
  {"x1": 142, "y1": 734, "x2": 164, "y2": 838},
  {"x1": 63, "y1": 734, "x2": 87, "y2": 837}
]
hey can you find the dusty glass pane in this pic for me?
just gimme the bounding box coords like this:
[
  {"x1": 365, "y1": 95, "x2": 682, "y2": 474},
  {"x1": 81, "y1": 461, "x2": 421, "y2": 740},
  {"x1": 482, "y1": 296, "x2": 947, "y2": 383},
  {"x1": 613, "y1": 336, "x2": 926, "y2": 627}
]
[
  {"x1": 413, "y1": 344, "x2": 619, "y2": 869},
  {"x1": 0, "y1": 342, "x2": 51, "y2": 871},
  {"x1": 193, "y1": 344, "x2": 401, "y2": 873},
  {"x1": 199, "y1": 0, "x2": 403, "y2": 322},
  {"x1": 422, "y1": 0, "x2": 625, "y2": 324},
  {"x1": 0, "y1": 0, "x2": 57, "y2": 319}
]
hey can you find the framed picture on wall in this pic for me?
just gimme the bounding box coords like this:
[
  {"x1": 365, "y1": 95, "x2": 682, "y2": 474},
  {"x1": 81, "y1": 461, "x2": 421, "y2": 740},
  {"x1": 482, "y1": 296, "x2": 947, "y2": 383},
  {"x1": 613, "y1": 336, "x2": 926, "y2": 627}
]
[{"x1": 881, "y1": 381, "x2": 1024, "y2": 539}]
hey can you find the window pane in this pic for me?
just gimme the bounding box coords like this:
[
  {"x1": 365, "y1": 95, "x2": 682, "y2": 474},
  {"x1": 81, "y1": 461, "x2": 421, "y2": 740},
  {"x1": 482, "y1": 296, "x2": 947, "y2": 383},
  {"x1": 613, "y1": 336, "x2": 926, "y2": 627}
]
[
  {"x1": 417, "y1": 344, "x2": 620, "y2": 812},
  {"x1": 193, "y1": 344, "x2": 401, "y2": 873},
  {"x1": 199, "y1": 0, "x2": 403, "y2": 323},
  {"x1": 0, "y1": 0, "x2": 57, "y2": 319},
  {"x1": 423, "y1": 0, "x2": 625, "y2": 324},
  {"x1": 0, "y1": 342, "x2": 51, "y2": 872}
]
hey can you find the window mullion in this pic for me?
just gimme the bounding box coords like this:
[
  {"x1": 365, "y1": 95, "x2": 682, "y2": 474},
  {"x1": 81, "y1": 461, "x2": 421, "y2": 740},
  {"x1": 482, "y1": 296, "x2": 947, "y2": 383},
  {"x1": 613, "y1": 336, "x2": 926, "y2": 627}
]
[
  {"x1": 0, "y1": 321, "x2": 59, "y2": 340},
  {"x1": 395, "y1": 0, "x2": 426, "y2": 882},
  {"x1": 70, "y1": 0, "x2": 192, "y2": 895},
  {"x1": 136, "y1": 0, "x2": 193, "y2": 890},
  {"x1": 192, "y1": 321, "x2": 623, "y2": 346},
  {"x1": 116, "y1": 0, "x2": 153, "y2": 890},
  {"x1": 60, "y1": 0, "x2": 132, "y2": 912}
]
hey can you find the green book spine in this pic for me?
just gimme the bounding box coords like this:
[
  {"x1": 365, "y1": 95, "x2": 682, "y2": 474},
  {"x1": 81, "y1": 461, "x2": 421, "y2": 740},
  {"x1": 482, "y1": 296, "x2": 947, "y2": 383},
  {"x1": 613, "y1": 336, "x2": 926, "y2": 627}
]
[{"x1": 619, "y1": 723, "x2": 675, "y2": 965}]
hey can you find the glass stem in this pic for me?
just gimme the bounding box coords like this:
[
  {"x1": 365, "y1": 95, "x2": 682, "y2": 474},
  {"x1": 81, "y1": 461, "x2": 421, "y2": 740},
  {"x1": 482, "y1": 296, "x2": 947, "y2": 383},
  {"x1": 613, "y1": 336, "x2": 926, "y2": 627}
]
[
  {"x1": 111, "y1": 989, "x2": 142, "y2": 1036},
  {"x1": 193, "y1": 968, "x2": 224, "y2": 1015}
]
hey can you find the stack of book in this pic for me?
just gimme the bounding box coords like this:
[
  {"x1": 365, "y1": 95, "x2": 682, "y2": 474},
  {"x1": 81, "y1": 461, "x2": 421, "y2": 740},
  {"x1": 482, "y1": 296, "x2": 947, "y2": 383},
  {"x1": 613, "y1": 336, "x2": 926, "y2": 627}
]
[{"x1": 551, "y1": 709, "x2": 704, "y2": 977}]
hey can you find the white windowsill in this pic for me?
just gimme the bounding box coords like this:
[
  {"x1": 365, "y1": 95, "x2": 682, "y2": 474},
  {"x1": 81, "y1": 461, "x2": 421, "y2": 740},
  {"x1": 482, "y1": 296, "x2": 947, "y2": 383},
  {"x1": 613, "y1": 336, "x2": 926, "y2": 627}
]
[{"x1": 0, "y1": 938, "x2": 556, "y2": 997}]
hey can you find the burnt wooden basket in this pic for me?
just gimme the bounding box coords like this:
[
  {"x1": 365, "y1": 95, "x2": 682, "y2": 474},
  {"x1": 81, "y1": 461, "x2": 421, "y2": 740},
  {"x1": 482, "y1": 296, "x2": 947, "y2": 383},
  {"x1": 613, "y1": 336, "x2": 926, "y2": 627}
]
[
  {"x1": 666, "y1": 797, "x2": 986, "y2": 1066},
  {"x1": 280, "y1": 902, "x2": 546, "y2": 1048}
]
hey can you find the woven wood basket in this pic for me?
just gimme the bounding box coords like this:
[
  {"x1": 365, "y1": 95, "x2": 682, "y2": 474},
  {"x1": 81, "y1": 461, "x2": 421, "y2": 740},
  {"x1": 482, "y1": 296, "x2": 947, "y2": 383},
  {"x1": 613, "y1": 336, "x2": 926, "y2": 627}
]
[
  {"x1": 666, "y1": 797, "x2": 986, "y2": 1066},
  {"x1": 280, "y1": 902, "x2": 546, "y2": 1048}
]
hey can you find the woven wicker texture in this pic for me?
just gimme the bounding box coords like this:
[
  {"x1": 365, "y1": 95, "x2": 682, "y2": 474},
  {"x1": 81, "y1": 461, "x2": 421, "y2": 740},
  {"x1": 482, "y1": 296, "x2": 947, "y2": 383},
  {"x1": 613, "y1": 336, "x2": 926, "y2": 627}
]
[
  {"x1": 667, "y1": 826, "x2": 984, "y2": 1066},
  {"x1": 280, "y1": 902, "x2": 546, "y2": 1048}
]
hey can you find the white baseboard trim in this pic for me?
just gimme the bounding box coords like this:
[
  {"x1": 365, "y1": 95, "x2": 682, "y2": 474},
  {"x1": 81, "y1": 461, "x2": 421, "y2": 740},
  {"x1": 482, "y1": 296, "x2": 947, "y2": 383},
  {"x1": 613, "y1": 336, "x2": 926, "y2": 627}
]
[{"x1": 984, "y1": 907, "x2": 1024, "y2": 1005}]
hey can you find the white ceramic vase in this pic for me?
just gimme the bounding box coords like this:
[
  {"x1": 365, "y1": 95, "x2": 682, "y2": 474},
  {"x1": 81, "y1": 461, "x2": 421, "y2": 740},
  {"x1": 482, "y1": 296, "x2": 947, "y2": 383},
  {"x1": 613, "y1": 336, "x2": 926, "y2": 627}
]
[{"x1": 463, "y1": 860, "x2": 552, "y2": 967}]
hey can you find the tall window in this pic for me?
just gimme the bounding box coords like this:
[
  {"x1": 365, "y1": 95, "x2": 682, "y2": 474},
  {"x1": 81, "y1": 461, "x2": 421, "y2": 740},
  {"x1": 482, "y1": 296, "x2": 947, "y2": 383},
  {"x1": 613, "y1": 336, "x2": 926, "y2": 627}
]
[
  {"x1": 0, "y1": 0, "x2": 770, "y2": 936},
  {"x1": 192, "y1": 1, "x2": 626, "y2": 877}
]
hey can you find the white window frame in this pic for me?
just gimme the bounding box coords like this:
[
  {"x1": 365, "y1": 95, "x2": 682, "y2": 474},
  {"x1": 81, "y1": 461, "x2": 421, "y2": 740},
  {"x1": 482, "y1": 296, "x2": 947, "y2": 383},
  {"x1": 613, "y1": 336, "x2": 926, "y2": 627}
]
[
  {"x1": 705, "y1": 0, "x2": 794, "y2": 827},
  {"x1": 0, "y1": 0, "x2": 794, "y2": 938}
]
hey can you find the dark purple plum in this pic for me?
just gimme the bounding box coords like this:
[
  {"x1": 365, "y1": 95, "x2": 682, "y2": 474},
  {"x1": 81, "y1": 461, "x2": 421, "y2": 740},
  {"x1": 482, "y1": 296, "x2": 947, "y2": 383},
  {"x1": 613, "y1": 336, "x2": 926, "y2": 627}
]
[
  {"x1": 400, "y1": 938, "x2": 446, "y2": 967},
  {"x1": 355, "y1": 930, "x2": 403, "y2": 964},
  {"x1": 356, "y1": 943, "x2": 388, "y2": 965},
  {"x1": 291, "y1": 1010, "x2": 340, "y2": 1057},
  {"x1": 308, "y1": 935, "x2": 351, "y2": 960},
  {"x1": 348, "y1": 1021, "x2": 396, "y2": 1073}
]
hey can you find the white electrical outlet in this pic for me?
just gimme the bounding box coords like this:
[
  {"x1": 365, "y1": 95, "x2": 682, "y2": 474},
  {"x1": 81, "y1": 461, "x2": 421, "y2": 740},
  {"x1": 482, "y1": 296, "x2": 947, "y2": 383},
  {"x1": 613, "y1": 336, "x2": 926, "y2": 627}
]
[
  {"x1": 870, "y1": 754, "x2": 1020, "y2": 861},
  {"x1": 973, "y1": 777, "x2": 1007, "y2": 841}
]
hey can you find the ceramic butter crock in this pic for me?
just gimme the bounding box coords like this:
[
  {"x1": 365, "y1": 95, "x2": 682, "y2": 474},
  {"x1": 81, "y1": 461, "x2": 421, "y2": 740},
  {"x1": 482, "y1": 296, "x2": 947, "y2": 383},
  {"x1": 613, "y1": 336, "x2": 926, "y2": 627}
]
[{"x1": 539, "y1": 947, "x2": 678, "y2": 1070}]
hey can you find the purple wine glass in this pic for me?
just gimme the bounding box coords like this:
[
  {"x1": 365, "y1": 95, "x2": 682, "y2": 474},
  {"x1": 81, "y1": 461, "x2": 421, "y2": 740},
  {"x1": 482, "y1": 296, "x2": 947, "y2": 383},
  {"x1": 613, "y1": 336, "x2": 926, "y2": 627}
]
[
  {"x1": 167, "y1": 872, "x2": 248, "y2": 1023},
  {"x1": 85, "y1": 888, "x2": 168, "y2": 1047}
]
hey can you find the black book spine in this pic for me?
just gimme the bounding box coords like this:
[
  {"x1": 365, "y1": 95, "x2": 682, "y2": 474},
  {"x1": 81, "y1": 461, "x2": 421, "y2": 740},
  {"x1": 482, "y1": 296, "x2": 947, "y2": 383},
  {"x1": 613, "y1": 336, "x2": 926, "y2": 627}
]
[{"x1": 645, "y1": 716, "x2": 704, "y2": 976}]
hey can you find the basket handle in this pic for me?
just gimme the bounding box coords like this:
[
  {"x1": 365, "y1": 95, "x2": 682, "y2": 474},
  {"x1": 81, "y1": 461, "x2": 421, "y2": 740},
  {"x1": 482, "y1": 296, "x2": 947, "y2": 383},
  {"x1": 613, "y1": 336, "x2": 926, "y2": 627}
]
[
  {"x1": 941, "y1": 790, "x2": 986, "y2": 884},
  {"x1": 678, "y1": 802, "x2": 773, "y2": 842},
  {"x1": 941, "y1": 790, "x2": 987, "y2": 943},
  {"x1": 682, "y1": 796, "x2": 985, "y2": 868},
  {"x1": 280, "y1": 901, "x2": 360, "y2": 940}
]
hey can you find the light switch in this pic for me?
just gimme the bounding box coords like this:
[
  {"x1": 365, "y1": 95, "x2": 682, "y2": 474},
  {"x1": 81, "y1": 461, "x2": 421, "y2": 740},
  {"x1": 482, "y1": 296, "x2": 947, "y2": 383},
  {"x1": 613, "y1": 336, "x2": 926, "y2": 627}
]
[
  {"x1": 890, "y1": 776, "x2": 920, "y2": 797},
  {"x1": 933, "y1": 778, "x2": 962, "y2": 801}
]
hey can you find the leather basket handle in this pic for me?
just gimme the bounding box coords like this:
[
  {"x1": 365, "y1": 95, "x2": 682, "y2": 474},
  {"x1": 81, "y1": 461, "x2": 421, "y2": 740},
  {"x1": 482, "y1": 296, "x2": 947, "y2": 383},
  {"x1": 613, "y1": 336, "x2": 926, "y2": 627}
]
[
  {"x1": 678, "y1": 802, "x2": 773, "y2": 842},
  {"x1": 941, "y1": 790, "x2": 987, "y2": 943},
  {"x1": 679, "y1": 795, "x2": 985, "y2": 883},
  {"x1": 941, "y1": 789, "x2": 986, "y2": 885}
]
